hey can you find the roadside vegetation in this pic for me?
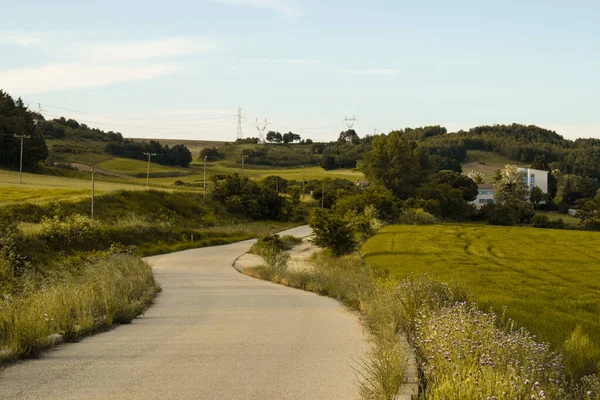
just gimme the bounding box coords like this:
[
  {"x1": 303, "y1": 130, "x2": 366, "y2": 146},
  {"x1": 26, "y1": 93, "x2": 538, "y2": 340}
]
[{"x1": 0, "y1": 216, "x2": 160, "y2": 360}]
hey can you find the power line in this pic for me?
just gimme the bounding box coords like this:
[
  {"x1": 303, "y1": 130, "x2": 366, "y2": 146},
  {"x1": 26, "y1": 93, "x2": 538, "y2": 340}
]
[
  {"x1": 24, "y1": 101, "x2": 237, "y2": 123},
  {"x1": 343, "y1": 115, "x2": 357, "y2": 129},
  {"x1": 254, "y1": 118, "x2": 270, "y2": 144},
  {"x1": 236, "y1": 106, "x2": 246, "y2": 140}
]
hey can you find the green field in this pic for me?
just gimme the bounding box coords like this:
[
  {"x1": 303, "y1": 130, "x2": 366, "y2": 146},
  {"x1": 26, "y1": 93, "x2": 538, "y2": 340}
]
[
  {"x1": 98, "y1": 157, "x2": 190, "y2": 174},
  {"x1": 363, "y1": 224, "x2": 600, "y2": 351},
  {"x1": 130, "y1": 138, "x2": 227, "y2": 157},
  {"x1": 461, "y1": 150, "x2": 525, "y2": 183}
]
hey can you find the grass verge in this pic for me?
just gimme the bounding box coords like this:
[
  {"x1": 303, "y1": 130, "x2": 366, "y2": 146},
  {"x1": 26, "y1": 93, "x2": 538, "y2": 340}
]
[
  {"x1": 0, "y1": 249, "x2": 160, "y2": 361},
  {"x1": 244, "y1": 242, "x2": 600, "y2": 399}
]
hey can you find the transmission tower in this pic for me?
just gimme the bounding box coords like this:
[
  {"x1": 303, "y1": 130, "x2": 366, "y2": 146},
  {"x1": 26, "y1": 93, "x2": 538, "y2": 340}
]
[
  {"x1": 236, "y1": 106, "x2": 246, "y2": 140},
  {"x1": 254, "y1": 118, "x2": 269, "y2": 144},
  {"x1": 343, "y1": 115, "x2": 357, "y2": 129}
]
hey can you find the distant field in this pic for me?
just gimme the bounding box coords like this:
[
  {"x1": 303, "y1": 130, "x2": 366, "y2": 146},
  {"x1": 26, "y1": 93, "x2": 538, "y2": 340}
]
[
  {"x1": 462, "y1": 150, "x2": 525, "y2": 183},
  {"x1": 363, "y1": 224, "x2": 600, "y2": 352},
  {"x1": 151, "y1": 165, "x2": 363, "y2": 186},
  {"x1": 129, "y1": 138, "x2": 228, "y2": 158},
  {"x1": 99, "y1": 158, "x2": 192, "y2": 174},
  {"x1": 0, "y1": 169, "x2": 161, "y2": 203}
]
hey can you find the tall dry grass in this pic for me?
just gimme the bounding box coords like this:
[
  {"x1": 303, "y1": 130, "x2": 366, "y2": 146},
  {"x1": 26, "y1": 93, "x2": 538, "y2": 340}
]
[{"x1": 0, "y1": 251, "x2": 159, "y2": 360}]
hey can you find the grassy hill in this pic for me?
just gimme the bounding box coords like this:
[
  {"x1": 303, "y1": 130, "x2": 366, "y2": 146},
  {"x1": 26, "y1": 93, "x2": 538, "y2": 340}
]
[
  {"x1": 461, "y1": 150, "x2": 525, "y2": 183},
  {"x1": 130, "y1": 138, "x2": 227, "y2": 159}
]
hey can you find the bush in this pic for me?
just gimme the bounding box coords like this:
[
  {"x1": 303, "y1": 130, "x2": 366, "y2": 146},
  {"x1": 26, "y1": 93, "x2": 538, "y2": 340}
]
[
  {"x1": 397, "y1": 208, "x2": 438, "y2": 225},
  {"x1": 585, "y1": 219, "x2": 600, "y2": 231},
  {"x1": 532, "y1": 214, "x2": 552, "y2": 228},
  {"x1": 489, "y1": 204, "x2": 519, "y2": 226},
  {"x1": 39, "y1": 214, "x2": 105, "y2": 249},
  {"x1": 309, "y1": 208, "x2": 356, "y2": 257},
  {"x1": 557, "y1": 202, "x2": 570, "y2": 214}
]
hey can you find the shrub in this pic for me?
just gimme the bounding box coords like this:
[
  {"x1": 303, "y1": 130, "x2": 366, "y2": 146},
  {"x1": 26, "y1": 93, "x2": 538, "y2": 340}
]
[
  {"x1": 397, "y1": 208, "x2": 438, "y2": 225},
  {"x1": 557, "y1": 202, "x2": 570, "y2": 214},
  {"x1": 39, "y1": 214, "x2": 104, "y2": 248},
  {"x1": 309, "y1": 208, "x2": 356, "y2": 257},
  {"x1": 585, "y1": 219, "x2": 600, "y2": 231},
  {"x1": 533, "y1": 214, "x2": 552, "y2": 228},
  {"x1": 489, "y1": 204, "x2": 519, "y2": 226}
]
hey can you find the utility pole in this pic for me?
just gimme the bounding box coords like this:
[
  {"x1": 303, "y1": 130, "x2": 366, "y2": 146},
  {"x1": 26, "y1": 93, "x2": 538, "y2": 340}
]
[
  {"x1": 302, "y1": 165, "x2": 306, "y2": 198},
  {"x1": 143, "y1": 152, "x2": 156, "y2": 188},
  {"x1": 343, "y1": 115, "x2": 357, "y2": 130},
  {"x1": 254, "y1": 118, "x2": 269, "y2": 144},
  {"x1": 241, "y1": 155, "x2": 245, "y2": 178},
  {"x1": 204, "y1": 156, "x2": 208, "y2": 199},
  {"x1": 14, "y1": 133, "x2": 31, "y2": 184},
  {"x1": 91, "y1": 165, "x2": 96, "y2": 220},
  {"x1": 236, "y1": 106, "x2": 246, "y2": 141}
]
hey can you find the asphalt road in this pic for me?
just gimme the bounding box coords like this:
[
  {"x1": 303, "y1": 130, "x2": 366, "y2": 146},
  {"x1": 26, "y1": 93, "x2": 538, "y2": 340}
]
[{"x1": 0, "y1": 226, "x2": 367, "y2": 400}]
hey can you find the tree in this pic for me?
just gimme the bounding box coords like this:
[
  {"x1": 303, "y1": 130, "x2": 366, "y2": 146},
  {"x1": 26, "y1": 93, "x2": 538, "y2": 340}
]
[
  {"x1": 309, "y1": 208, "x2": 356, "y2": 257},
  {"x1": 530, "y1": 186, "x2": 545, "y2": 209},
  {"x1": 199, "y1": 147, "x2": 222, "y2": 161},
  {"x1": 494, "y1": 165, "x2": 529, "y2": 204},
  {"x1": 338, "y1": 130, "x2": 360, "y2": 144},
  {"x1": 282, "y1": 132, "x2": 301, "y2": 144},
  {"x1": 531, "y1": 154, "x2": 558, "y2": 198},
  {"x1": 358, "y1": 132, "x2": 432, "y2": 199},
  {"x1": 266, "y1": 131, "x2": 282, "y2": 143},
  {"x1": 433, "y1": 170, "x2": 478, "y2": 201},
  {"x1": 417, "y1": 183, "x2": 473, "y2": 220},
  {"x1": 320, "y1": 153, "x2": 336, "y2": 170},
  {"x1": 0, "y1": 91, "x2": 48, "y2": 168}
]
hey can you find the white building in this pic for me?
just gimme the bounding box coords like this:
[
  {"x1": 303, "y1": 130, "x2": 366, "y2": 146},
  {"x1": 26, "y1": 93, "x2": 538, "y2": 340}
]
[
  {"x1": 471, "y1": 168, "x2": 549, "y2": 208},
  {"x1": 473, "y1": 184, "x2": 495, "y2": 208},
  {"x1": 518, "y1": 168, "x2": 548, "y2": 194}
]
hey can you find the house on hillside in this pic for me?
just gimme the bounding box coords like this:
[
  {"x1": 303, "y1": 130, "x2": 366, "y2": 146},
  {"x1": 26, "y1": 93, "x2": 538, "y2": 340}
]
[
  {"x1": 473, "y1": 184, "x2": 495, "y2": 207},
  {"x1": 518, "y1": 168, "x2": 549, "y2": 194},
  {"x1": 471, "y1": 167, "x2": 549, "y2": 208}
]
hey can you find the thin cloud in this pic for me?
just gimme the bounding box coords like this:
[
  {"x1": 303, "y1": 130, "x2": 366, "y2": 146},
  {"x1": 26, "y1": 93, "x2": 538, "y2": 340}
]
[
  {"x1": 243, "y1": 58, "x2": 320, "y2": 65},
  {"x1": 212, "y1": 0, "x2": 298, "y2": 16},
  {"x1": 0, "y1": 63, "x2": 181, "y2": 94},
  {"x1": 1, "y1": 35, "x2": 44, "y2": 47},
  {"x1": 89, "y1": 37, "x2": 218, "y2": 62},
  {"x1": 340, "y1": 68, "x2": 400, "y2": 76}
]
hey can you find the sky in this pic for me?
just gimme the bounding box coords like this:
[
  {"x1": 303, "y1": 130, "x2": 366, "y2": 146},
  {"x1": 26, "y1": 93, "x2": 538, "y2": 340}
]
[{"x1": 1, "y1": 0, "x2": 599, "y2": 142}]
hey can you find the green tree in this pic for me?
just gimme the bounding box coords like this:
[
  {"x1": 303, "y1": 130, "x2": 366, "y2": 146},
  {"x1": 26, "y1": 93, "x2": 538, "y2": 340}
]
[
  {"x1": 0, "y1": 91, "x2": 48, "y2": 168},
  {"x1": 359, "y1": 132, "x2": 432, "y2": 199},
  {"x1": 309, "y1": 208, "x2": 356, "y2": 257},
  {"x1": 494, "y1": 165, "x2": 529, "y2": 204},
  {"x1": 433, "y1": 170, "x2": 478, "y2": 201},
  {"x1": 530, "y1": 186, "x2": 545, "y2": 209},
  {"x1": 531, "y1": 154, "x2": 558, "y2": 198},
  {"x1": 338, "y1": 130, "x2": 360, "y2": 144},
  {"x1": 282, "y1": 132, "x2": 301, "y2": 144},
  {"x1": 266, "y1": 131, "x2": 282, "y2": 143}
]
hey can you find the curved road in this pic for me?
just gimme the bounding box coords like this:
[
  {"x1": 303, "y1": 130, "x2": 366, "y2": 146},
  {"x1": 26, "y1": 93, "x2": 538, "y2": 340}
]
[{"x1": 0, "y1": 226, "x2": 367, "y2": 400}]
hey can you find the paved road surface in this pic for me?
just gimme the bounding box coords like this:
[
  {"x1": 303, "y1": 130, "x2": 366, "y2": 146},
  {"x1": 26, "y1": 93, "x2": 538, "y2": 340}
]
[{"x1": 0, "y1": 226, "x2": 367, "y2": 400}]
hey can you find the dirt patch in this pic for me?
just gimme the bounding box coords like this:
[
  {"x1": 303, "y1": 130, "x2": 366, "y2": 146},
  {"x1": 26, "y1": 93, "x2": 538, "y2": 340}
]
[
  {"x1": 71, "y1": 163, "x2": 124, "y2": 177},
  {"x1": 234, "y1": 237, "x2": 318, "y2": 273}
]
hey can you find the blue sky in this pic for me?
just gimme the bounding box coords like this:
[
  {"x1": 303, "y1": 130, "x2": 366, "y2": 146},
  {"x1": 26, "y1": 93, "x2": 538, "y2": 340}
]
[{"x1": 1, "y1": 0, "x2": 599, "y2": 141}]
